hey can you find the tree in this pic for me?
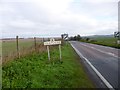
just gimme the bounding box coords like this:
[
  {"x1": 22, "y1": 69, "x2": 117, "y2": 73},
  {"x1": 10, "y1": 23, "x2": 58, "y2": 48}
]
[
  {"x1": 86, "y1": 38, "x2": 90, "y2": 41},
  {"x1": 76, "y1": 35, "x2": 81, "y2": 41},
  {"x1": 69, "y1": 34, "x2": 82, "y2": 41}
]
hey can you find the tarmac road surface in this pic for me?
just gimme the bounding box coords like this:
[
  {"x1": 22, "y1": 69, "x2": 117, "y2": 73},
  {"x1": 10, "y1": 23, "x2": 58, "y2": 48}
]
[{"x1": 70, "y1": 41, "x2": 119, "y2": 89}]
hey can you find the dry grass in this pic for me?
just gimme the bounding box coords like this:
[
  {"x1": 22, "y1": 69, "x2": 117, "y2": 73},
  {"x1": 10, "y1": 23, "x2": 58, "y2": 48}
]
[
  {"x1": 2, "y1": 43, "x2": 46, "y2": 65},
  {"x1": 2, "y1": 37, "x2": 62, "y2": 64}
]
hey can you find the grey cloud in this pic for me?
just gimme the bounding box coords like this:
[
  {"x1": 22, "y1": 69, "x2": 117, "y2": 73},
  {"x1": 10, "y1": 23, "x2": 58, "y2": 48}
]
[{"x1": 0, "y1": 0, "x2": 118, "y2": 38}]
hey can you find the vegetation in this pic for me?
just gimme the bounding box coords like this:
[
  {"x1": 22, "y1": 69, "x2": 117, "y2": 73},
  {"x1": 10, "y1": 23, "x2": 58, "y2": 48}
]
[
  {"x1": 2, "y1": 40, "x2": 33, "y2": 56},
  {"x1": 69, "y1": 35, "x2": 120, "y2": 49},
  {"x1": 2, "y1": 43, "x2": 94, "y2": 88},
  {"x1": 81, "y1": 36, "x2": 120, "y2": 49},
  {"x1": 69, "y1": 35, "x2": 82, "y2": 41},
  {"x1": 2, "y1": 39, "x2": 42, "y2": 56}
]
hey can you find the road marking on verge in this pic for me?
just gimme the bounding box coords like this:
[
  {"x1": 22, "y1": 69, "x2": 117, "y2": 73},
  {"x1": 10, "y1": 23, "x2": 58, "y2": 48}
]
[
  {"x1": 70, "y1": 43, "x2": 115, "y2": 90},
  {"x1": 80, "y1": 43, "x2": 119, "y2": 59}
]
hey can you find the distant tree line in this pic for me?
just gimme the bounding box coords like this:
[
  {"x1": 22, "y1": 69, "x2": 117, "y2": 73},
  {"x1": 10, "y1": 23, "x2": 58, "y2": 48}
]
[
  {"x1": 69, "y1": 35, "x2": 82, "y2": 41},
  {"x1": 69, "y1": 34, "x2": 96, "y2": 42}
]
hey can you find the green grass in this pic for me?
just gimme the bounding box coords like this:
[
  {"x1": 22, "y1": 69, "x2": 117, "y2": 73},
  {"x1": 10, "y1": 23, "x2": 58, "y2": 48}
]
[
  {"x1": 2, "y1": 43, "x2": 94, "y2": 88},
  {"x1": 2, "y1": 39, "x2": 41, "y2": 56},
  {"x1": 81, "y1": 36, "x2": 120, "y2": 49}
]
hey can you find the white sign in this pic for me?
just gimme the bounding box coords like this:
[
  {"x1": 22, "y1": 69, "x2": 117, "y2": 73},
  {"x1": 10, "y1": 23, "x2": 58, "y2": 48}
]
[
  {"x1": 44, "y1": 38, "x2": 62, "y2": 61},
  {"x1": 44, "y1": 38, "x2": 61, "y2": 46}
]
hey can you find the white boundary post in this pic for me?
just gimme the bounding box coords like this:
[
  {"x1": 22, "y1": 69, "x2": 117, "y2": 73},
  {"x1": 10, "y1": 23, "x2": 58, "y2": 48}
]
[
  {"x1": 47, "y1": 46, "x2": 50, "y2": 61},
  {"x1": 59, "y1": 45, "x2": 62, "y2": 61}
]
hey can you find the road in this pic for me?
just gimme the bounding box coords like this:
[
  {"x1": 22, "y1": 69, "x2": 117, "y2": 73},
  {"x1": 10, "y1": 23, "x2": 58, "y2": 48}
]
[{"x1": 70, "y1": 41, "x2": 119, "y2": 89}]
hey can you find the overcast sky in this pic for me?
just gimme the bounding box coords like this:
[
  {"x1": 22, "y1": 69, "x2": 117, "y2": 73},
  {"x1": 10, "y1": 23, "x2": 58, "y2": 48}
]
[{"x1": 0, "y1": 0, "x2": 119, "y2": 38}]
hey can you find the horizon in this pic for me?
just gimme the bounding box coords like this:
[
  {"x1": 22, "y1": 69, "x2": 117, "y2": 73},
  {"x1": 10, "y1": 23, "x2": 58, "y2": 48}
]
[{"x1": 1, "y1": 33, "x2": 115, "y2": 39}]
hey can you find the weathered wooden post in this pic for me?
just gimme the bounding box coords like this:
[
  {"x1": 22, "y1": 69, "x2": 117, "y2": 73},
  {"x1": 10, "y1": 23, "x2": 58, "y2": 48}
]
[
  {"x1": 48, "y1": 38, "x2": 50, "y2": 41},
  {"x1": 34, "y1": 37, "x2": 37, "y2": 51},
  {"x1": 16, "y1": 36, "x2": 20, "y2": 58},
  {"x1": 42, "y1": 38, "x2": 44, "y2": 42}
]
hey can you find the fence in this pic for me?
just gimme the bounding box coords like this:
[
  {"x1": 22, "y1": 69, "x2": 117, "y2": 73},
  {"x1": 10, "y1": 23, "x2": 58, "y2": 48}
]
[{"x1": 2, "y1": 36, "x2": 61, "y2": 64}]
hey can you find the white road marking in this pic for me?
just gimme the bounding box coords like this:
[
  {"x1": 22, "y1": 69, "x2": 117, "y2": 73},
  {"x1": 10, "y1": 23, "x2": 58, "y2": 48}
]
[
  {"x1": 80, "y1": 43, "x2": 119, "y2": 59},
  {"x1": 70, "y1": 43, "x2": 115, "y2": 90}
]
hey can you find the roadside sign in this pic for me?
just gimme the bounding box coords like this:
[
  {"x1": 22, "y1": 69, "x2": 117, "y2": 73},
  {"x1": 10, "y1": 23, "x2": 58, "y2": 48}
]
[
  {"x1": 61, "y1": 34, "x2": 68, "y2": 40},
  {"x1": 114, "y1": 31, "x2": 120, "y2": 38},
  {"x1": 44, "y1": 38, "x2": 62, "y2": 61},
  {"x1": 44, "y1": 38, "x2": 61, "y2": 45}
]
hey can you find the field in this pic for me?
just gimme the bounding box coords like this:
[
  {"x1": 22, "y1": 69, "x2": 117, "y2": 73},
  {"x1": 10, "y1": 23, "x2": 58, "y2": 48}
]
[
  {"x1": 2, "y1": 38, "x2": 44, "y2": 63},
  {"x1": 2, "y1": 38, "x2": 42, "y2": 56},
  {"x1": 2, "y1": 43, "x2": 95, "y2": 88},
  {"x1": 81, "y1": 36, "x2": 120, "y2": 49}
]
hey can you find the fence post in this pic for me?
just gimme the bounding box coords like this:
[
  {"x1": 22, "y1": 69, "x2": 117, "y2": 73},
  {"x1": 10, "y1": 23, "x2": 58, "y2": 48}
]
[
  {"x1": 42, "y1": 38, "x2": 44, "y2": 42},
  {"x1": 48, "y1": 38, "x2": 49, "y2": 41},
  {"x1": 16, "y1": 36, "x2": 20, "y2": 58},
  {"x1": 34, "y1": 37, "x2": 37, "y2": 51}
]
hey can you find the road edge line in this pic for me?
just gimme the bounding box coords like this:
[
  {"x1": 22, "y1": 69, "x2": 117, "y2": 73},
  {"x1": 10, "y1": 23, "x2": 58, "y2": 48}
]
[{"x1": 70, "y1": 43, "x2": 114, "y2": 90}]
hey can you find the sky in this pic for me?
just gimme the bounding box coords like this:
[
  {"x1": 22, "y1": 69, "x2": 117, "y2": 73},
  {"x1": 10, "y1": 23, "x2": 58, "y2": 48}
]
[{"x1": 0, "y1": 0, "x2": 119, "y2": 38}]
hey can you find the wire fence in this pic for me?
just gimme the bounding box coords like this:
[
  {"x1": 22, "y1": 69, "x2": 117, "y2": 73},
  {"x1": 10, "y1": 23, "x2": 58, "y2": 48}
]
[{"x1": 2, "y1": 36, "x2": 61, "y2": 64}]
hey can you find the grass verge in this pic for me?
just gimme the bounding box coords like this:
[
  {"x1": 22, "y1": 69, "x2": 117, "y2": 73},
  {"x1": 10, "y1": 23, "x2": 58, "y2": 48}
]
[
  {"x1": 81, "y1": 37, "x2": 120, "y2": 49},
  {"x1": 2, "y1": 43, "x2": 95, "y2": 88}
]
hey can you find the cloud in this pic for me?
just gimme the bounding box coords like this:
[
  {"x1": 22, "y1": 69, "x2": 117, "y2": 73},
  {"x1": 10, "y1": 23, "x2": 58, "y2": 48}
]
[
  {"x1": 9, "y1": 19, "x2": 36, "y2": 28},
  {"x1": 0, "y1": 0, "x2": 118, "y2": 38}
]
